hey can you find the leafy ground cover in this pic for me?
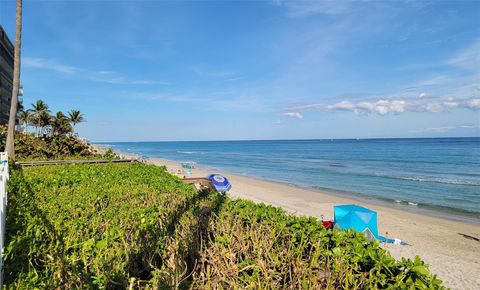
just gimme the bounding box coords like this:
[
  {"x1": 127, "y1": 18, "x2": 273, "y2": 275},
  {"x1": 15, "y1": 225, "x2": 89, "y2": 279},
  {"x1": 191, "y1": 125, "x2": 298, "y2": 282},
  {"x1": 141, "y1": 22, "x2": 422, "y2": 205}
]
[{"x1": 4, "y1": 162, "x2": 444, "y2": 289}]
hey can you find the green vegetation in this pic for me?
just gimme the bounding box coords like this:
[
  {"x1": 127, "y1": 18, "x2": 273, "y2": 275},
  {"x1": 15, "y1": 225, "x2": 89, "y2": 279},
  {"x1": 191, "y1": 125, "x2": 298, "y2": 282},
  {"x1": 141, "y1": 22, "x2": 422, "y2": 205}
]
[
  {"x1": 1, "y1": 99, "x2": 110, "y2": 161},
  {"x1": 0, "y1": 125, "x2": 97, "y2": 161},
  {"x1": 4, "y1": 163, "x2": 444, "y2": 289},
  {"x1": 19, "y1": 100, "x2": 85, "y2": 137}
]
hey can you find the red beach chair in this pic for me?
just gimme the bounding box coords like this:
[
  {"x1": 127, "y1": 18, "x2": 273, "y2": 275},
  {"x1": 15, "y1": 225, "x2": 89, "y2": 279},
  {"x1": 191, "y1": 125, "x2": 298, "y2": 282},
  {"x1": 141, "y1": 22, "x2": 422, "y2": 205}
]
[{"x1": 321, "y1": 215, "x2": 334, "y2": 229}]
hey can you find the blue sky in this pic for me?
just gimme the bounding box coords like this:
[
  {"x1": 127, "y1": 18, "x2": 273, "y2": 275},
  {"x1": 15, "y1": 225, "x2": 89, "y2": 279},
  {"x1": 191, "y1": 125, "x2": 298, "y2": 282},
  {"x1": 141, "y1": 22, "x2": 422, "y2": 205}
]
[{"x1": 0, "y1": 0, "x2": 479, "y2": 141}]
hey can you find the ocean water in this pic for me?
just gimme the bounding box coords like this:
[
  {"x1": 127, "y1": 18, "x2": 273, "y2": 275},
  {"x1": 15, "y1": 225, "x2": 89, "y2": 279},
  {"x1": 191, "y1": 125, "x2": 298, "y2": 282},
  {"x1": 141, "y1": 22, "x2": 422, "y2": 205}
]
[{"x1": 97, "y1": 138, "x2": 480, "y2": 221}]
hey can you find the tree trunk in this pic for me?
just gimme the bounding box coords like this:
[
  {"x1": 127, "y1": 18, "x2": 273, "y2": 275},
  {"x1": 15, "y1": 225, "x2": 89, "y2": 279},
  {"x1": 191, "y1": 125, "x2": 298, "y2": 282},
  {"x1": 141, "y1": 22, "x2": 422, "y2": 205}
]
[{"x1": 5, "y1": 0, "x2": 23, "y2": 161}]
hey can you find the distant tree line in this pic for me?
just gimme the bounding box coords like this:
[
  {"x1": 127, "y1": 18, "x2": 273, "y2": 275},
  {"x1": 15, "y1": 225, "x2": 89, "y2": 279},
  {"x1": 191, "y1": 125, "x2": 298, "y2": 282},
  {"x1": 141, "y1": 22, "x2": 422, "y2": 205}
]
[{"x1": 16, "y1": 100, "x2": 85, "y2": 137}]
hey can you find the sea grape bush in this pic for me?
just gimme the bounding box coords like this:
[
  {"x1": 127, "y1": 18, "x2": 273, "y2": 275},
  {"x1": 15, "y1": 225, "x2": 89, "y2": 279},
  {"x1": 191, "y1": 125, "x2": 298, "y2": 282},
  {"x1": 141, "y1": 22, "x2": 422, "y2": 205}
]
[
  {"x1": 193, "y1": 200, "x2": 444, "y2": 289},
  {"x1": 4, "y1": 163, "x2": 200, "y2": 289},
  {"x1": 4, "y1": 163, "x2": 444, "y2": 289}
]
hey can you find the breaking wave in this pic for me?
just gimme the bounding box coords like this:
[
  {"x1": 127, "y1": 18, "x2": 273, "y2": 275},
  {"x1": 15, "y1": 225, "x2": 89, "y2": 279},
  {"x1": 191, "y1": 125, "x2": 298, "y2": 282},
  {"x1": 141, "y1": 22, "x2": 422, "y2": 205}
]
[{"x1": 395, "y1": 176, "x2": 480, "y2": 186}]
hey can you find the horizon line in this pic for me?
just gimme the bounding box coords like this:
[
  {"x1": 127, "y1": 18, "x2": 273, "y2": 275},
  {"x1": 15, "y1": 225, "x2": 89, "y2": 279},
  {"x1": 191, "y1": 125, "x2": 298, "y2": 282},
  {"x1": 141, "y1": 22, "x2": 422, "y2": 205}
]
[{"x1": 92, "y1": 135, "x2": 480, "y2": 144}]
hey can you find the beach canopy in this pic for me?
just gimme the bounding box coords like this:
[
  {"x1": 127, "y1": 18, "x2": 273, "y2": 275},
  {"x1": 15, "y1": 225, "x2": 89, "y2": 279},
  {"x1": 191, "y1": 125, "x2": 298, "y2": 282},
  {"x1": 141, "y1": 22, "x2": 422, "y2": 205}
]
[
  {"x1": 207, "y1": 174, "x2": 232, "y2": 193},
  {"x1": 334, "y1": 204, "x2": 379, "y2": 241},
  {"x1": 181, "y1": 162, "x2": 196, "y2": 175},
  {"x1": 333, "y1": 204, "x2": 408, "y2": 245}
]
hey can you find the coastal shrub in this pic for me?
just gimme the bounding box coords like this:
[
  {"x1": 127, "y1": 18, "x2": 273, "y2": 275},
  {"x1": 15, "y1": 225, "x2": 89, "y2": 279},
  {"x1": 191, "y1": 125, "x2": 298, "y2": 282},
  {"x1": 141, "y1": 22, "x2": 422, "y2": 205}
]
[
  {"x1": 4, "y1": 162, "x2": 444, "y2": 289},
  {"x1": 4, "y1": 162, "x2": 220, "y2": 289},
  {"x1": 0, "y1": 125, "x2": 101, "y2": 160},
  {"x1": 193, "y1": 200, "x2": 444, "y2": 289},
  {"x1": 103, "y1": 148, "x2": 117, "y2": 159}
]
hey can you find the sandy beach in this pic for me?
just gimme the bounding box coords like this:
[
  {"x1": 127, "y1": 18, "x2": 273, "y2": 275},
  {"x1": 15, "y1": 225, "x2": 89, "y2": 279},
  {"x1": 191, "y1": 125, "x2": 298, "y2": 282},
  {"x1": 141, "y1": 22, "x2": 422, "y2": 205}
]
[{"x1": 143, "y1": 157, "x2": 480, "y2": 289}]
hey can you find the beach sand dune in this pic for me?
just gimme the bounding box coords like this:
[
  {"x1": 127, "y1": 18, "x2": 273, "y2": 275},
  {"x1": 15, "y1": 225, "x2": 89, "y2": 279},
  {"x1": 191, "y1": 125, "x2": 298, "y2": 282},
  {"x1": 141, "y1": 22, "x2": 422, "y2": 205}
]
[{"x1": 146, "y1": 157, "x2": 480, "y2": 289}]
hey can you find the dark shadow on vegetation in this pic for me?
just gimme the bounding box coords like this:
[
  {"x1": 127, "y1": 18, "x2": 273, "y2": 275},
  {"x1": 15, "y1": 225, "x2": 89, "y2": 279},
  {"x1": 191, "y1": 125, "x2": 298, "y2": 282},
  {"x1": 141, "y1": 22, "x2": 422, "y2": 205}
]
[
  {"x1": 4, "y1": 165, "x2": 227, "y2": 289},
  {"x1": 4, "y1": 166, "x2": 93, "y2": 288},
  {"x1": 179, "y1": 191, "x2": 227, "y2": 289},
  {"x1": 125, "y1": 185, "x2": 226, "y2": 289}
]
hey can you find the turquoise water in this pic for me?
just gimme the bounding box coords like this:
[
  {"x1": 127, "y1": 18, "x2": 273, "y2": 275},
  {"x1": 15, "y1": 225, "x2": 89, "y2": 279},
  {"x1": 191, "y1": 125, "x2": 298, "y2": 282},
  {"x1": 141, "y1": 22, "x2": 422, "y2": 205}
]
[{"x1": 97, "y1": 138, "x2": 480, "y2": 221}]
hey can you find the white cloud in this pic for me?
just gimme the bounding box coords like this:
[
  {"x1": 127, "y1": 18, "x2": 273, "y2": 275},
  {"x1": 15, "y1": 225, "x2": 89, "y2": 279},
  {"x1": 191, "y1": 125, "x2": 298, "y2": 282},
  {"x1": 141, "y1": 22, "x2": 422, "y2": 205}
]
[
  {"x1": 424, "y1": 102, "x2": 443, "y2": 113},
  {"x1": 465, "y1": 98, "x2": 480, "y2": 109},
  {"x1": 283, "y1": 112, "x2": 303, "y2": 119},
  {"x1": 390, "y1": 100, "x2": 407, "y2": 113},
  {"x1": 272, "y1": 120, "x2": 282, "y2": 125},
  {"x1": 296, "y1": 99, "x2": 407, "y2": 115},
  {"x1": 23, "y1": 56, "x2": 164, "y2": 85},
  {"x1": 327, "y1": 100, "x2": 356, "y2": 111},
  {"x1": 443, "y1": 101, "x2": 458, "y2": 108},
  {"x1": 287, "y1": 96, "x2": 480, "y2": 117},
  {"x1": 23, "y1": 57, "x2": 78, "y2": 74},
  {"x1": 419, "y1": 92, "x2": 428, "y2": 98}
]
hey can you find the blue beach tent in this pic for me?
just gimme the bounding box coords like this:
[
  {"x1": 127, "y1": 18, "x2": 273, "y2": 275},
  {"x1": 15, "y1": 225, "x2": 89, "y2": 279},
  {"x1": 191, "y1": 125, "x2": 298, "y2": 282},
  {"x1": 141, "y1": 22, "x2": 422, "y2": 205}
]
[
  {"x1": 334, "y1": 204, "x2": 379, "y2": 241},
  {"x1": 334, "y1": 204, "x2": 407, "y2": 244}
]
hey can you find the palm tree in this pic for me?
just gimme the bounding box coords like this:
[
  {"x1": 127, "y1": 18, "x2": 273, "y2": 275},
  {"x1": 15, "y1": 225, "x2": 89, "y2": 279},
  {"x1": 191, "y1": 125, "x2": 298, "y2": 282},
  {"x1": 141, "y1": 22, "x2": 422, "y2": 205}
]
[
  {"x1": 17, "y1": 110, "x2": 31, "y2": 133},
  {"x1": 68, "y1": 110, "x2": 85, "y2": 130},
  {"x1": 38, "y1": 111, "x2": 52, "y2": 136},
  {"x1": 5, "y1": 0, "x2": 23, "y2": 160},
  {"x1": 31, "y1": 100, "x2": 50, "y2": 136},
  {"x1": 51, "y1": 111, "x2": 72, "y2": 136},
  {"x1": 31, "y1": 100, "x2": 49, "y2": 114}
]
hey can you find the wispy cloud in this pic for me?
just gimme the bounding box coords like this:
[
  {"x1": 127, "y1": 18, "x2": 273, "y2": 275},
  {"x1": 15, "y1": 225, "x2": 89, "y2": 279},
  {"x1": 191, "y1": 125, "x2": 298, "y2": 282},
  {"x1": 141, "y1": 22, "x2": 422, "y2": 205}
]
[
  {"x1": 226, "y1": 76, "x2": 246, "y2": 82},
  {"x1": 414, "y1": 75, "x2": 453, "y2": 88},
  {"x1": 191, "y1": 66, "x2": 238, "y2": 78},
  {"x1": 88, "y1": 71, "x2": 169, "y2": 85},
  {"x1": 448, "y1": 39, "x2": 480, "y2": 71},
  {"x1": 283, "y1": 112, "x2": 303, "y2": 119},
  {"x1": 127, "y1": 91, "x2": 268, "y2": 113},
  {"x1": 409, "y1": 124, "x2": 480, "y2": 134},
  {"x1": 274, "y1": 0, "x2": 350, "y2": 17},
  {"x1": 213, "y1": 96, "x2": 267, "y2": 111},
  {"x1": 23, "y1": 57, "x2": 79, "y2": 74},
  {"x1": 129, "y1": 92, "x2": 196, "y2": 103},
  {"x1": 23, "y1": 56, "x2": 165, "y2": 85}
]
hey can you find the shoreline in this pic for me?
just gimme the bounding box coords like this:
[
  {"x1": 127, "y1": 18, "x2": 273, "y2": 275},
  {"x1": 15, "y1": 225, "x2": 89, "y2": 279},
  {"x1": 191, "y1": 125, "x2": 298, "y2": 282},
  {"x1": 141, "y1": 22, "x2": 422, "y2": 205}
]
[
  {"x1": 104, "y1": 146, "x2": 480, "y2": 289},
  {"x1": 193, "y1": 164, "x2": 480, "y2": 225}
]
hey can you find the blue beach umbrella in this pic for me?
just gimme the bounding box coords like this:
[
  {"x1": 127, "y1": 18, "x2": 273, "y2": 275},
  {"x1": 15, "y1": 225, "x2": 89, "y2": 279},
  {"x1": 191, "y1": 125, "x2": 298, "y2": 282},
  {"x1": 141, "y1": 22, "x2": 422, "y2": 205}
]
[{"x1": 207, "y1": 174, "x2": 232, "y2": 193}]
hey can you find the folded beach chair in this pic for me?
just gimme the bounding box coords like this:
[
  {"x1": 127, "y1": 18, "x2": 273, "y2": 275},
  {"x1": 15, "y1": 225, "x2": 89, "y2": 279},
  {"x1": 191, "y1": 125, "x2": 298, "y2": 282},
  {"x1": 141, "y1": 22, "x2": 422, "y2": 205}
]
[{"x1": 182, "y1": 177, "x2": 216, "y2": 192}]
